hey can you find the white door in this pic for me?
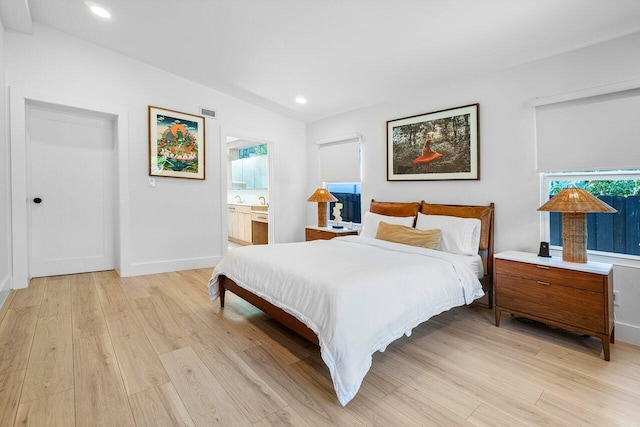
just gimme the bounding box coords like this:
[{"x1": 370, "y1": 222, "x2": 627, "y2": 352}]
[{"x1": 28, "y1": 106, "x2": 115, "y2": 277}]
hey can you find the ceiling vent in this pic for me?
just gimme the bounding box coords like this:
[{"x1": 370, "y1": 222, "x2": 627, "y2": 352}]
[{"x1": 200, "y1": 107, "x2": 217, "y2": 119}]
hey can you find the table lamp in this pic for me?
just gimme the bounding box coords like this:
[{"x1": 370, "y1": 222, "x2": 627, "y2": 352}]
[
  {"x1": 307, "y1": 188, "x2": 338, "y2": 227},
  {"x1": 537, "y1": 188, "x2": 617, "y2": 263}
]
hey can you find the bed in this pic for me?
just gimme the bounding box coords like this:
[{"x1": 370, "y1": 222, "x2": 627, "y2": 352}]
[{"x1": 208, "y1": 200, "x2": 494, "y2": 405}]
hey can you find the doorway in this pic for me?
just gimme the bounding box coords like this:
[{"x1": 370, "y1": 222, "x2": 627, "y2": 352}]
[
  {"x1": 27, "y1": 104, "x2": 116, "y2": 277},
  {"x1": 225, "y1": 135, "x2": 272, "y2": 250}
]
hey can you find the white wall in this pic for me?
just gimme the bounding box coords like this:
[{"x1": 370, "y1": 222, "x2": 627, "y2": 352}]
[
  {"x1": 5, "y1": 23, "x2": 306, "y2": 282},
  {"x1": 0, "y1": 18, "x2": 11, "y2": 305},
  {"x1": 307, "y1": 32, "x2": 640, "y2": 345}
]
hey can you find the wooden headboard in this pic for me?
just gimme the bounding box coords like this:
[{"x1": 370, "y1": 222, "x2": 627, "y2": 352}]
[
  {"x1": 370, "y1": 200, "x2": 421, "y2": 217},
  {"x1": 369, "y1": 199, "x2": 495, "y2": 307}
]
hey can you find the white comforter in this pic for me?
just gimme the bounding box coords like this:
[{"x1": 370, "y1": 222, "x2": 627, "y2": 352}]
[{"x1": 208, "y1": 235, "x2": 484, "y2": 406}]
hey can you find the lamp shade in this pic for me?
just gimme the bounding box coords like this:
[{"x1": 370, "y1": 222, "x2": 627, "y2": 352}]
[
  {"x1": 537, "y1": 188, "x2": 617, "y2": 213},
  {"x1": 307, "y1": 188, "x2": 338, "y2": 203}
]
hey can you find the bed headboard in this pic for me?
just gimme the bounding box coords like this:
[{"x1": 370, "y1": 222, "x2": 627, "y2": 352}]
[
  {"x1": 368, "y1": 199, "x2": 495, "y2": 307},
  {"x1": 369, "y1": 199, "x2": 421, "y2": 217}
]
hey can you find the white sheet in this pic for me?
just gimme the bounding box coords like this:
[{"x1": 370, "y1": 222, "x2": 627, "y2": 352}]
[
  {"x1": 208, "y1": 235, "x2": 484, "y2": 406},
  {"x1": 458, "y1": 253, "x2": 485, "y2": 279}
]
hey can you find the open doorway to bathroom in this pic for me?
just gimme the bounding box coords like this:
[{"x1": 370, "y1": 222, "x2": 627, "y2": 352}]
[{"x1": 226, "y1": 136, "x2": 271, "y2": 250}]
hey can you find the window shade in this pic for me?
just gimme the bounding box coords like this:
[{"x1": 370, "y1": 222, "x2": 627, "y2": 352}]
[
  {"x1": 535, "y1": 88, "x2": 640, "y2": 172},
  {"x1": 318, "y1": 134, "x2": 361, "y2": 182}
]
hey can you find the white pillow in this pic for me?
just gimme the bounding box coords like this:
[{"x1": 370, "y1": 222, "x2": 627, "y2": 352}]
[
  {"x1": 360, "y1": 212, "x2": 415, "y2": 238},
  {"x1": 415, "y1": 212, "x2": 481, "y2": 255}
]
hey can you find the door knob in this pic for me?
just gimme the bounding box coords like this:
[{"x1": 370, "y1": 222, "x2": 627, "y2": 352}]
[{"x1": 33, "y1": 197, "x2": 42, "y2": 204}]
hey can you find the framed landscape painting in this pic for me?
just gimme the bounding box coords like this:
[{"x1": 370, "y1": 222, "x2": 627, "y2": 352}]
[
  {"x1": 387, "y1": 103, "x2": 479, "y2": 181},
  {"x1": 149, "y1": 106, "x2": 206, "y2": 180}
]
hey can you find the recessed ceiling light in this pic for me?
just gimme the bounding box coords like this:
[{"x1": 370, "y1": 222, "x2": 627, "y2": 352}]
[
  {"x1": 295, "y1": 96, "x2": 307, "y2": 105},
  {"x1": 85, "y1": 1, "x2": 111, "y2": 19}
]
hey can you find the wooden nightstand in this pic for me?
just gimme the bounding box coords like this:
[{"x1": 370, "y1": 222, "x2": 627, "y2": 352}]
[
  {"x1": 494, "y1": 251, "x2": 614, "y2": 360},
  {"x1": 305, "y1": 226, "x2": 358, "y2": 241}
]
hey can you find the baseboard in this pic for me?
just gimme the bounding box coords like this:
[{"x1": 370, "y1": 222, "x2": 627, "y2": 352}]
[
  {"x1": 0, "y1": 275, "x2": 12, "y2": 310},
  {"x1": 127, "y1": 255, "x2": 221, "y2": 277},
  {"x1": 616, "y1": 321, "x2": 640, "y2": 346}
]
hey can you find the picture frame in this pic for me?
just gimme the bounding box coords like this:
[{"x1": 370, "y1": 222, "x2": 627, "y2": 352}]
[
  {"x1": 149, "y1": 105, "x2": 206, "y2": 180},
  {"x1": 387, "y1": 103, "x2": 479, "y2": 181}
]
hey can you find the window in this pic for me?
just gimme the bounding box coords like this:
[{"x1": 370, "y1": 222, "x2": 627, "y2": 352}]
[
  {"x1": 326, "y1": 183, "x2": 361, "y2": 224},
  {"x1": 535, "y1": 85, "x2": 640, "y2": 260},
  {"x1": 541, "y1": 171, "x2": 640, "y2": 258},
  {"x1": 316, "y1": 134, "x2": 362, "y2": 224}
]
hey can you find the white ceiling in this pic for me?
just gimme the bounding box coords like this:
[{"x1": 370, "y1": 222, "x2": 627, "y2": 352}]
[{"x1": 3, "y1": 0, "x2": 640, "y2": 122}]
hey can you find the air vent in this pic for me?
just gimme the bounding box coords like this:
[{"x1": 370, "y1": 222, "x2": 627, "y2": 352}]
[{"x1": 200, "y1": 107, "x2": 217, "y2": 119}]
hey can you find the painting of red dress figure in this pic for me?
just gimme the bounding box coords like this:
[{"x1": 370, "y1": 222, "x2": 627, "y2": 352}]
[
  {"x1": 387, "y1": 104, "x2": 479, "y2": 181},
  {"x1": 149, "y1": 106, "x2": 206, "y2": 180}
]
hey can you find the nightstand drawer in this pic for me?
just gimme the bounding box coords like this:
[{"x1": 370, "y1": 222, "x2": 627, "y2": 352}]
[
  {"x1": 305, "y1": 227, "x2": 358, "y2": 241},
  {"x1": 496, "y1": 274, "x2": 605, "y2": 333},
  {"x1": 495, "y1": 258, "x2": 604, "y2": 293},
  {"x1": 306, "y1": 228, "x2": 336, "y2": 241}
]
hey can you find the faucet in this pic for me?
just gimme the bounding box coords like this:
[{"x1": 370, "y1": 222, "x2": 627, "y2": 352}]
[
  {"x1": 234, "y1": 195, "x2": 243, "y2": 203},
  {"x1": 259, "y1": 196, "x2": 267, "y2": 205}
]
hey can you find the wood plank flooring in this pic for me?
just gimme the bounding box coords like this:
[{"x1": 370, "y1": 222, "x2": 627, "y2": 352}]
[{"x1": 1, "y1": 269, "x2": 639, "y2": 426}]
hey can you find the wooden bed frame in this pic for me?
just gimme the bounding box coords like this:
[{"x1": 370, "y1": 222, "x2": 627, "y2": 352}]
[{"x1": 219, "y1": 201, "x2": 494, "y2": 345}]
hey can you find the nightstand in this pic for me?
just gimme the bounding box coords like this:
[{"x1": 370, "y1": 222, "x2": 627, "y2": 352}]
[
  {"x1": 305, "y1": 226, "x2": 358, "y2": 241},
  {"x1": 494, "y1": 251, "x2": 614, "y2": 360}
]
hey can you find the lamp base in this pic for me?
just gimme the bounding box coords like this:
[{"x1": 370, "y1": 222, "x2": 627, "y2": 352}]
[
  {"x1": 562, "y1": 212, "x2": 587, "y2": 263},
  {"x1": 317, "y1": 202, "x2": 328, "y2": 227}
]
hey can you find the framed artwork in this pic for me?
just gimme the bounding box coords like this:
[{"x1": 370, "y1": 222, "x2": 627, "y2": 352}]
[
  {"x1": 149, "y1": 105, "x2": 206, "y2": 180},
  {"x1": 387, "y1": 103, "x2": 479, "y2": 181}
]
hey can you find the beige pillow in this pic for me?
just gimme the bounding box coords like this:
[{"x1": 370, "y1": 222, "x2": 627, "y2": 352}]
[{"x1": 375, "y1": 221, "x2": 441, "y2": 250}]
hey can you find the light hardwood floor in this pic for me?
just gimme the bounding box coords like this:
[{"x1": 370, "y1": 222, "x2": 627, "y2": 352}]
[{"x1": 1, "y1": 269, "x2": 639, "y2": 426}]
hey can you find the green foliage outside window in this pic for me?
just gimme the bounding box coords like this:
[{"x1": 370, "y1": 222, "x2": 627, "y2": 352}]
[
  {"x1": 549, "y1": 179, "x2": 640, "y2": 197},
  {"x1": 239, "y1": 144, "x2": 268, "y2": 159}
]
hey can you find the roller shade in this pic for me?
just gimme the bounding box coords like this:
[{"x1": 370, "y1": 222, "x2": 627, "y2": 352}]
[
  {"x1": 535, "y1": 88, "x2": 640, "y2": 172},
  {"x1": 318, "y1": 134, "x2": 361, "y2": 182}
]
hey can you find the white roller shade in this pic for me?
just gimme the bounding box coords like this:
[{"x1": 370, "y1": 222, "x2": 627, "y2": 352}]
[
  {"x1": 535, "y1": 88, "x2": 640, "y2": 172},
  {"x1": 318, "y1": 134, "x2": 361, "y2": 182}
]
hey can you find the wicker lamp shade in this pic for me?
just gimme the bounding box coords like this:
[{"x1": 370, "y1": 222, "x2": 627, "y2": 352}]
[
  {"x1": 537, "y1": 188, "x2": 618, "y2": 214},
  {"x1": 538, "y1": 188, "x2": 617, "y2": 263},
  {"x1": 307, "y1": 188, "x2": 338, "y2": 227}
]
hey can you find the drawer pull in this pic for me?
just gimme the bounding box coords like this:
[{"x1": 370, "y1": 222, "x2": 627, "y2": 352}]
[
  {"x1": 537, "y1": 281, "x2": 551, "y2": 286},
  {"x1": 256, "y1": 216, "x2": 267, "y2": 220},
  {"x1": 536, "y1": 265, "x2": 550, "y2": 270}
]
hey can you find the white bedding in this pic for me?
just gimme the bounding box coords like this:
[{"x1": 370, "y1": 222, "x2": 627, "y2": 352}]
[
  {"x1": 459, "y1": 252, "x2": 485, "y2": 279},
  {"x1": 208, "y1": 235, "x2": 484, "y2": 406}
]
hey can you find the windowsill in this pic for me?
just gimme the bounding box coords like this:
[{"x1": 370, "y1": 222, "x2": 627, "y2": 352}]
[{"x1": 549, "y1": 248, "x2": 640, "y2": 269}]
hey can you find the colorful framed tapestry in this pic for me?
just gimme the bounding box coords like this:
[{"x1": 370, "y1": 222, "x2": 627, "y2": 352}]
[
  {"x1": 149, "y1": 106, "x2": 206, "y2": 180},
  {"x1": 387, "y1": 103, "x2": 479, "y2": 181}
]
